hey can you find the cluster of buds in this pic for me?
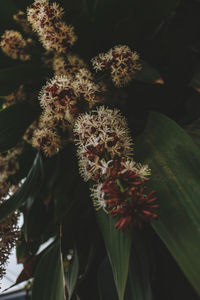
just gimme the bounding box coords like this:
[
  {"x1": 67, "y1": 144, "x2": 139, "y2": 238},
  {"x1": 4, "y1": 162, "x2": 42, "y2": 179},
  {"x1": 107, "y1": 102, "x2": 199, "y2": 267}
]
[
  {"x1": 31, "y1": 73, "x2": 75, "y2": 156},
  {"x1": 0, "y1": 209, "x2": 19, "y2": 283},
  {"x1": 0, "y1": 30, "x2": 33, "y2": 61},
  {"x1": 27, "y1": 0, "x2": 77, "y2": 53},
  {"x1": 52, "y1": 54, "x2": 87, "y2": 77},
  {"x1": 23, "y1": 120, "x2": 38, "y2": 145},
  {"x1": 74, "y1": 106, "x2": 133, "y2": 181},
  {"x1": 32, "y1": 127, "x2": 63, "y2": 157},
  {"x1": 0, "y1": 144, "x2": 23, "y2": 190},
  {"x1": 31, "y1": 111, "x2": 69, "y2": 157},
  {"x1": 91, "y1": 45, "x2": 141, "y2": 87},
  {"x1": 0, "y1": 145, "x2": 23, "y2": 281},
  {"x1": 33, "y1": 67, "x2": 105, "y2": 156},
  {"x1": 28, "y1": 72, "x2": 79, "y2": 157},
  {"x1": 0, "y1": 0, "x2": 155, "y2": 232},
  {"x1": 39, "y1": 75, "x2": 79, "y2": 122},
  {"x1": 26, "y1": 112, "x2": 68, "y2": 157},
  {"x1": 74, "y1": 106, "x2": 158, "y2": 230},
  {"x1": 91, "y1": 159, "x2": 158, "y2": 230},
  {"x1": 0, "y1": 151, "x2": 21, "y2": 182}
]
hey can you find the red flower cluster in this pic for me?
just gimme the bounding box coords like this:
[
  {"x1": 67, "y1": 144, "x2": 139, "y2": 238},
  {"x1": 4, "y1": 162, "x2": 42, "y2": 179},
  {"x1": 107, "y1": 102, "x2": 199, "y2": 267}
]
[
  {"x1": 100, "y1": 159, "x2": 158, "y2": 230},
  {"x1": 75, "y1": 107, "x2": 158, "y2": 231}
]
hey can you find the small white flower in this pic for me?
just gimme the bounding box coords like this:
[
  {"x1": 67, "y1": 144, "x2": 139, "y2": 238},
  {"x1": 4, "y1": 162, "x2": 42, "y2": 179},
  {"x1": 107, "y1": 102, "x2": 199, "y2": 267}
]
[
  {"x1": 121, "y1": 160, "x2": 151, "y2": 180},
  {"x1": 90, "y1": 183, "x2": 108, "y2": 212}
]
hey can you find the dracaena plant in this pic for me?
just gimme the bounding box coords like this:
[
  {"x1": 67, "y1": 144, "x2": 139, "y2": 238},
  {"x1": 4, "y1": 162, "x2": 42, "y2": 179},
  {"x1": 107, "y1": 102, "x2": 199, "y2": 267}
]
[{"x1": 0, "y1": 0, "x2": 200, "y2": 299}]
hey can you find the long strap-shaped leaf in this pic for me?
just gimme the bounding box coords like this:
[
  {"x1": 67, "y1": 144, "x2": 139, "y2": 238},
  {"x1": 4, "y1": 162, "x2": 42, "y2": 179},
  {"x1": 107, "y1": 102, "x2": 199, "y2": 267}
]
[
  {"x1": 64, "y1": 248, "x2": 79, "y2": 300},
  {"x1": 125, "y1": 232, "x2": 153, "y2": 300},
  {"x1": 98, "y1": 231, "x2": 153, "y2": 300},
  {"x1": 136, "y1": 111, "x2": 200, "y2": 295},
  {"x1": 0, "y1": 103, "x2": 39, "y2": 152},
  {"x1": 97, "y1": 210, "x2": 132, "y2": 300},
  {"x1": 32, "y1": 239, "x2": 66, "y2": 300},
  {"x1": 0, "y1": 152, "x2": 43, "y2": 222}
]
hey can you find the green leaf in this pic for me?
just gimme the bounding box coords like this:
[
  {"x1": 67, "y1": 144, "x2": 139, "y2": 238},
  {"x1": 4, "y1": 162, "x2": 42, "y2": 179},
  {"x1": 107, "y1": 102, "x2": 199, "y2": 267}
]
[
  {"x1": 16, "y1": 233, "x2": 41, "y2": 263},
  {"x1": 10, "y1": 144, "x2": 36, "y2": 184},
  {"x1": 15, "y1": 0, "x2": 33, "y2": 10},
  {"x1": 96, "y1": 210, "x2": 132, "y2": 300},
  {"x1": 23, "y1": 156, "x2": 60, "y2": 243},
  {"x1": 185, "y1": 118, "x2": 200, "y2": 148},
  {"x1": 98, "y1": 232, "x2": 153, "y2": 300},
  {"x1": 133, "y1": 60, "x2": 164, "y2": 85},
  {"x1": 83, "y1": 0, "x2": 99, "y2": 16},
  {"x1": 0, "y1": 64, "x2": 44, "y2": 96},
  {"x1": 53, "y1": 147, "x2": 89, "y2": 221},
  {"x1": 136, "y1": 111, "x2": 200, "y2": 296},
  {"x1": 32, "y1": 239, "x2": 66, "y2": 300},
  {"x1": 125, "y1": 232, "x2": 153, "y2": 300},
  {"x1": 93, "y1": 0, "x2": 180, "y2": 44},
  {"x1": 64, "y1": 248, "x2": 79, "y2": 300},
  {"x1": 98, "y1": 258, "x2": 119, "y2": 300},
  {"x1": 0, "y1": 152, "x2": 43, "y2": 222},
  {"x1": 0, "y1": 1, "x2": 17, "y2": 35},
  {"x1": 0, "y1": 103, "x2": 38, "y2": 152}
]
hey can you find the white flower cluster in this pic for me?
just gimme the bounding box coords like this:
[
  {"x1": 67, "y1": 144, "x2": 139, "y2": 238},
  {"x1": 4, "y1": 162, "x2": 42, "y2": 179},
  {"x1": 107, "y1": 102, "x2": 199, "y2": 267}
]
[
  {"x1": 52, "y1": 54, "x2": 87, "y2": 77},
  {"x1": 121, "y1": 159, "x2": 151, "y2": 180},
  {"x1": 32, "y1": 67, "x2": 105, "y2": 156},
  {"x1": 27, "y1": 0, "x2": 77, "y2": 53},
  {"x1": 73, "y1": 105, "x2": 155, "y2": 230},
  {"x1": 39, "y1": 75, "x2": 78, "y2": 122},
  {"x1": 0, "y1": 30, "x2": 33, "y2": 61},
  {"x1": 32, "y1": 127, "x2": 63, "y2": 157},
  {"x1": 91, "y1": 45, "x2": 141, "y2": 87},
  {"x1": 74, "y1": 106, "x2": 134, "y2": 181},
  {"x1": 39, "y1": 73, "x2": 105, "y2": 123}
]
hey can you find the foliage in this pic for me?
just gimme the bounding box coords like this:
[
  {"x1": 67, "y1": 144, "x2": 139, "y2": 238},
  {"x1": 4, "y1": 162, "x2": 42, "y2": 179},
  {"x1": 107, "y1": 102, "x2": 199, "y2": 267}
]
[{"x1": 0, "y1": 0, "x2": 200, "y2": 299}]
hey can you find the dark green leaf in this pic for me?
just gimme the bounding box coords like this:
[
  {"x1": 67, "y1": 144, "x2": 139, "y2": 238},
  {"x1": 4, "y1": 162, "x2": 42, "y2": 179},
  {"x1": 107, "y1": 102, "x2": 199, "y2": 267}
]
[
  {"x1": 98, "y1": 232, "x2": 153, "y2": 300},
  {"x1": 136, "y1": 111, "x2": 200, "y2": 296},
  {"x1": 53, "y1": 146, "x2": 89, "y2": 221},
  {"x1": 125, "y1": 232, "x2": 153, "y2": 300},
  {"x1": 185, "y1": 118, "x2": 200, "y2": 148},
  {"x1": 0, "y1": 103, "x2": 39, "y2": 152},
  {"x1": 32, "y1": 239, "x2": 66, "y2": 300},
  {"x1": 23, "y1": 155, "x2": 60, "y2": 242},
  {"x1": 98, "y1": 258, "x2": 119, "y2": 300},
  {"x1": 0, "y1": 1, "x2": 17, "y2": 35},
  {"x1": 93, "y1": 0, "x2": 180, "y2": 45},
  {"x1": 16, "y1": 232, "x2": 41, "y2": 263},
  {"x1": 10, "y1": 144, "x2": 36, "y2": 185},
  {"x1": 133, "y1": 60, "x2": 164, "y2": 85},
  {"x1": 15, "y1": 0, "x2": 33, "y2": 10},
  {"x1": 0, "y1": 152, "x2": 43, "y2": 222},
  {"x1": 23, "y1": 194, "x2": 57, "y2": 243},
  {"x1": 151, "y1": 230, "x2": 200, "y2": 300},
  {"x1": 83, "y1": 0, "x2": 99, "y2": 16},
  {"x1": 96, "y1": 210, "x2": 132, "y2": 300},
  {"x1": 0, "y1": 64, "x2": 45, "y2": 96},
  {"x1": 65, "y1": 248, "x2": 79, "y2": 300}
]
